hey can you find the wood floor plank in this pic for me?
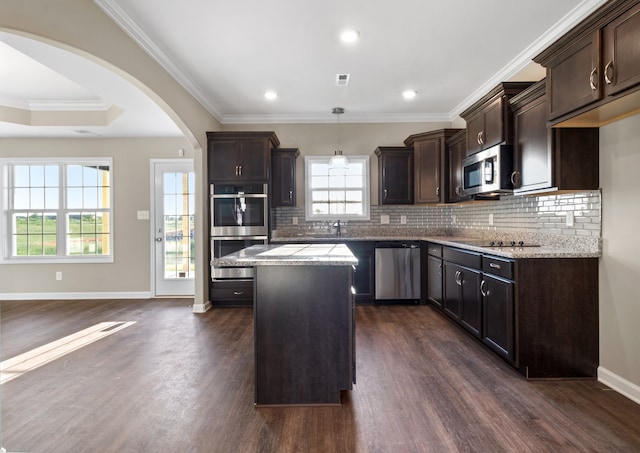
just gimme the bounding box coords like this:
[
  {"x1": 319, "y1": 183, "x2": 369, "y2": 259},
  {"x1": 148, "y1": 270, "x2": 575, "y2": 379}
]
[{"x1": 1, "y1": 299, "x2": 639, "y2": 452}]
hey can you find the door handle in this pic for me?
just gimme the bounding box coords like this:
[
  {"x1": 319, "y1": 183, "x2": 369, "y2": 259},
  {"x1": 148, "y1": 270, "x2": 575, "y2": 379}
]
[{"x1": 155, "y1": 237, "x2": 163, "y2": 242}]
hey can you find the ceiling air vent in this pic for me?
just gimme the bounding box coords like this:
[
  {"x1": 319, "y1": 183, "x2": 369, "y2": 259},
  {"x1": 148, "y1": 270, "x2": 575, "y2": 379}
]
[{"x1": 336, "y1": 74, "x2": 351, "y2": 86}]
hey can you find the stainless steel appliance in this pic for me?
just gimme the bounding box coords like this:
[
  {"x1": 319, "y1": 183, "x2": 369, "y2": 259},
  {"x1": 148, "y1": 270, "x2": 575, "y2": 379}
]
[
  {"x1": 462, "y1": 144, "x2": 514, "y2": 197},
  {"x1": 210, "y1": 183, "x2": 268, "y2": 281},
  {"x1": 374, "y1": 241, "x2": 420, "y2": 303}
]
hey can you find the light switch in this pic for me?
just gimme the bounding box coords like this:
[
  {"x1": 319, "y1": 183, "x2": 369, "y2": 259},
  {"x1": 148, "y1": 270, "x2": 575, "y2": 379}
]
[{"x1": 137, "y1": 210, "x2": 150, "y2": 220}]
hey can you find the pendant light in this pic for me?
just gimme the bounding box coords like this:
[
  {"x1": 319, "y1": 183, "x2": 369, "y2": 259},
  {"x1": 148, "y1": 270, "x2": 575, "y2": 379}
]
[{"x1": 329, "y1": 107, "x2": 349, "y2": 169}]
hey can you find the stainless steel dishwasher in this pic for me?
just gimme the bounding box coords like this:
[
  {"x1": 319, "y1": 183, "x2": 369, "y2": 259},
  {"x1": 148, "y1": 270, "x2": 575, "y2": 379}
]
[{"x1": 374, "y1": 241, "x2": 421, "y2": 303}]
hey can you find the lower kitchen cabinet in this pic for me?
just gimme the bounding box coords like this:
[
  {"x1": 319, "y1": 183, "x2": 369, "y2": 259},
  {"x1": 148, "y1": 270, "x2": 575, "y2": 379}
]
[
  {"x1": 442, "y1": 248, "x2": 482, "y2": 339},
  {"x1": 482, "y1": 274, "x2": 515, "y2": 362},
  {"x1": 210, "y1": 280, "x2": 253, "y2": 307},
  {"x1": 426, "y1": 254, "x2": 443, "y2": 310},
  {"x1": 427, "y1": 242, "x2": 598, "y2": 378}
]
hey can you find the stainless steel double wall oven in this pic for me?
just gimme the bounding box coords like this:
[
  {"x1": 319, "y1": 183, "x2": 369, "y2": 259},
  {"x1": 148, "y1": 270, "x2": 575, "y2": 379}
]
[{"x1": 210, "y1": 183, "x2": 268, "y2": 281}]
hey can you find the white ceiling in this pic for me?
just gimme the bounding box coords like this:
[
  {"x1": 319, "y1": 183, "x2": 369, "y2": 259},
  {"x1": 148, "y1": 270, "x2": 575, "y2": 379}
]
[{"x1": 1, "y1": 0, "x2": 610, "y2": 137}]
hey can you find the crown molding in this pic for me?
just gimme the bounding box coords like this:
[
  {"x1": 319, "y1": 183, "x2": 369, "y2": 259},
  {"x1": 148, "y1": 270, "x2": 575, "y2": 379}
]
[
  {"x1": 222, "y1": 112, "x2": 453, "y2": 124},
  {"x1": 450, "y1": 0, "x2": 609, "y2": 119},
  {"x1": 93, "y1": 0, "x2": 224, "y2": 121}
]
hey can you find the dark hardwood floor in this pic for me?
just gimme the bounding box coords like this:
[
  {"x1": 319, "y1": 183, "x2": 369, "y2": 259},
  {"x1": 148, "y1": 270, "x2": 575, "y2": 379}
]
[{"x1": 1, "y1": 299, "x2": 639, "y2": 452}]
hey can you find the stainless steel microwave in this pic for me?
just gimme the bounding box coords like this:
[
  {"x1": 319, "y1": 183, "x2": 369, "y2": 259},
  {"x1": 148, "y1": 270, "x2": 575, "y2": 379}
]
[{"x1": 462, "y1": 145, "x2": 514, "y2": 197}]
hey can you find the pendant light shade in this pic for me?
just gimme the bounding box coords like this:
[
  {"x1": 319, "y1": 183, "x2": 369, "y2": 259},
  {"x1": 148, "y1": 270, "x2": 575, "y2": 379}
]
[{"x1": 329, "y1": 107, "x2": 349, "y2": 169}]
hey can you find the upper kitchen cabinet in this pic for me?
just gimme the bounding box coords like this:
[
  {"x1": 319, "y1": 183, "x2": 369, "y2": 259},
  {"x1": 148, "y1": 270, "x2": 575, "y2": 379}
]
[
  {"x1": 510, "y1": 80, "x2": 599, "y2": 194},
  {"x1": 207, "y1": 132, "x2": 280, "y2": 183},
  {"x1": 375, "y1": 146, "x2": 414, "y2": 205},
  {"x1": 460, "y1": 82, "x2": 534, "y2": 156},
  {"x1": 446, "y1": 130, "x2": 470, "y2": 203},
  {"x1": 404, "y1": 129, "x2": 461, "y2": 204},
  {"x1": 271, "y1": 148, "x2": 299, "y2": 207},
  {"x1": 534, "y1": 0, "x2": 640, "y2": 126}
]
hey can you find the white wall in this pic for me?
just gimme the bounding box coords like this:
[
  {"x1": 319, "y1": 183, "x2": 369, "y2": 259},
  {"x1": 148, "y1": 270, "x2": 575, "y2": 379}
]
[
  {"x1": 0, "y1": 138, "x2": 192, "y2": 297},
  {"x1": 599, "y1": 113, "x2": 640, "y2": 402}
]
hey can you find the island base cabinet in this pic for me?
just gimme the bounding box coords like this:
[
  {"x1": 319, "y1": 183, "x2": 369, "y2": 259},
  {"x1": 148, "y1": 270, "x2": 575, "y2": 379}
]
[{"x1": 254, "y1": 265, "x2": 354, "y2": 406}]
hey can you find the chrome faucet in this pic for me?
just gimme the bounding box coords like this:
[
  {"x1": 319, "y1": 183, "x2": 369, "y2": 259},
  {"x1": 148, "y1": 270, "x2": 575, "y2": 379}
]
[{"x1": 333, "y1": 220, "x2": 341, "y2": 237}]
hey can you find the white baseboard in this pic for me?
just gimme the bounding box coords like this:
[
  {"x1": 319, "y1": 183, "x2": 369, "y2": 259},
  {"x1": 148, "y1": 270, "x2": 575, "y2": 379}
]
[
  {"x1": 0, "y1": 291, "x2": 152, "y2": 301},
  {"x1": 192, "y1": 300, "x2": 212, "y2": 313},
  {"x1": 598, "y1": 367, "x2": 640, "y2": 405}
]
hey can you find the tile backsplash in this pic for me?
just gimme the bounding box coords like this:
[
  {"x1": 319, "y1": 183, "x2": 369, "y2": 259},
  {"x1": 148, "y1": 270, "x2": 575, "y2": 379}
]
[{"x1": 273, "y1": 190, "x2": 602, "y2": 242}]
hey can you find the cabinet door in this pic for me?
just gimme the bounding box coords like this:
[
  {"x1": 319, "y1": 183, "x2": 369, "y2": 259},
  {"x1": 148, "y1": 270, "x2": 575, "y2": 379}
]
[
  {"x1": 348, "y1": 242, "x2": 375, "y2": 304},
  {"x1": 447, "y1": 136, "x2": 468, "y2": 202},
  {"x1": 272, "y1": 150, "x2": 297, "y2": 207},
  {"x1": 443, "y1": 262, "x2": 461, "y2": 321},
  {"x1": 481, "y1": 97, "x2": 504, "y2": 150},
  {"x1": 209, "y1": 139, "x2": 241, "y2": 181},
  {"x1": 482, "y1": 274, "x2": 515, "y2": 362},
  {"x1": 603, "y1": 4, "x2": 640, "y2": 97},
  {"x1": 414, "y1": 138, "x2": 441, "y2": 203},
  {"x1": 465, "y1": 112, "x2": 483, "y2": 156},
  {"x1": 547, "y1": 30, "x2": 602, "y2": 120},
  {"x1": 239, "y1": 139, "x2": 270, "y2": 181},
  {"x1": 459, "y1": 266, "x2": 482, "y2": 339},
  {"x1": 379, "y1": 151, "x2": 413, "y2": 204},
  {"x1": 427, "y1": 255, "x2": 443, "y2": 310},
  {"x1": 513, "y1": 96, "x2": 552, "y2": 193}
]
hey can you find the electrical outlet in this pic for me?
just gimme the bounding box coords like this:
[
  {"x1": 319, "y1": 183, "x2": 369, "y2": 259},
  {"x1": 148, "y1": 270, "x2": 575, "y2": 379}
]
[
  {"x1": 452, "y1": 215, "x2": 457, "y2": 224},
  {"x1": 292, "y1": 216, "x2": 298, "y2": 225},
  {"x1": 400, "y1": 215, "x2": 407, "y2": 224},
  {"x1": 489, "y1": 213, "x2": 494, "y2": 225},
  {"x1": 566, "y1": 211, "x2": 574, "y2": 226},
  {"x1": 178, "y1": 148, "x2": 184, "y2": 157},
  {"x1": 56, "y1": 271, "x2": 62, "y2": 281},
  {"x1": 380, "y1": 214, "x2": 390, "y2": 224}
]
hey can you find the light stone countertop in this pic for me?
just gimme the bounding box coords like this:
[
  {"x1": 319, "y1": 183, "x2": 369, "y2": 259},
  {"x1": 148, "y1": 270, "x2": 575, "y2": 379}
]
[
  {"x1": 270, "y1": 234, "x2": 601, "y2": 259},
  {"x1": 215, "y1": 243, "x2": 358, "y2": 267}
]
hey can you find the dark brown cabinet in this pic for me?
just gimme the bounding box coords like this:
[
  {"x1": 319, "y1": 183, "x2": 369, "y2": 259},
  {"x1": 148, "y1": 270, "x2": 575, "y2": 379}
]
[
  {"x1": 404, "y1": 129, "x2": 461, "y2": 204},
  {"x1": 443, "y1": 247, "x2": 482, "y2": 339},
  {"x1": 510, "y1": 80, "x2": 599, "y2": 194},
  {"x1": 446, "y1": 130, "x2": 470, "y2": 202},
  {"x1": 461, "y1": 82, "x2": 534, "y2": 156},
  {"x1": 535, "y1": 0, "x2": 640, "y2": 125},
  {"x1": 429, "y1": 243, "x2": 598, "y2": 378},
  {"x1": 426, "y1": 244, "x2": 443, "y2": 310},
  {"x1": 271, "y1": 148, "x2": 299, "y2": 207},
  {"x1": 348, "y1": 241, "x2": 375, "y2": 304},
  {"x1": 207, "y1": 132, "x2": 279, "y2": 182},
  {"x1": 482, "y1": 273, "x2": 515, "y2": 363},
  {"x1": 375, "y1": 146, "x2": 414, "y2": 205}
]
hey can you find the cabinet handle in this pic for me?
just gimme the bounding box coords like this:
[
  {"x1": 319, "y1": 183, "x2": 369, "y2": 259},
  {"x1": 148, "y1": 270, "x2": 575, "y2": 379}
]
[
  {"x1": 435, "y1": 187, "x2": 440, "y2": 197},
  {"x1": 289, "y1": 190, "x2": 293, "y2": 200},
  {"x1": 479, "y1": 131, "x2": 485, "y2": 145},
  {"x1": 238, "y1": 165, "x2": 243, "y2": 176},
  {"x1": 480, "y1": 280, "x2": 487, "y2": 297},
  {"x1": 489, "y1": 262, "x2": 501, "y2": 270},
  {"x1": 438, "y1": 263, "x2": 442, "y2": 277},
  {"x1": 604, "y1": 61, "x2": 614, "y2": 85},
  {"x1": 233, "y1": 291, "x2": 244, "y2": 296},
  {"x1": 455, "y1": 270, "x2": 462, "y2": 286},
  {"x1": 589, "y1": 67, "x2": 598, "y2": 90},
  {"x1": 477, "y1": 132, "x2": 482, "y2": 145},
  {"x1": 235, "y1": 165, "x2": 239, "y2": 176},
  {"x1": 510, "y1": 170, "x2": 519, "y2": 187},
  {"x1": 384, "y1": 189, "x2": 388, "y2": 200}
]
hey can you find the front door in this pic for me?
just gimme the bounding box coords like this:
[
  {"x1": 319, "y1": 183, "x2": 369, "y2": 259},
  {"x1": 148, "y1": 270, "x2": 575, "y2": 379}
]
[{"x1": 153, "y1": 160, "x2": 195, "y2": 296}]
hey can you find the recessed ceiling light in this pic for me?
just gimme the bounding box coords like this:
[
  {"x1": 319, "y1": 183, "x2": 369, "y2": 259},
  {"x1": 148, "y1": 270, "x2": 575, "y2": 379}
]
[
  {"x1": 340, "y1": 29, "x2": 360, "y2": 43},
  {"x1": 402, "y1": 89, "x2": 417, "y2": 100},
  {"x1": 264, "y1": 91, "x2": 278, "y2": 101}
]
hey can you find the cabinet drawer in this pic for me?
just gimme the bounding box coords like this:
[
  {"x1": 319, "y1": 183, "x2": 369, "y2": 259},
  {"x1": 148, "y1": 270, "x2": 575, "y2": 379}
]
[
  {"x1": 442, "y1": 247, "x2": 481, "y2": 268},
  {"x1": 211, "y1": 281, "x2": 253, "y2": 301},
  {"x1": 427, "y1": 243, "x2": 442, "y2": 257},
  {"x1": 482, "y1": 255, "x2": 514, "y2": 280}
]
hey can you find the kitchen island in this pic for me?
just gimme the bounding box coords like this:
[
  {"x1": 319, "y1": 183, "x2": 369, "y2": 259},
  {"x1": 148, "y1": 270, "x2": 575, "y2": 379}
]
[{"x1": 217, "y1": 243, "x2": 358, "y2": 406}]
